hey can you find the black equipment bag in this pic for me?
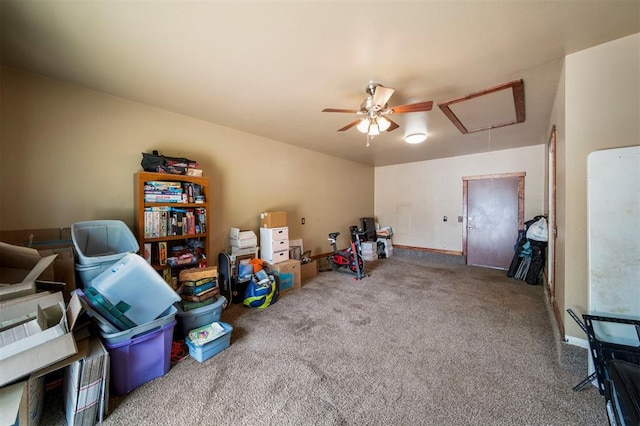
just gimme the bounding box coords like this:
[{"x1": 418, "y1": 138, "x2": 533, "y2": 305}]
[
  {"x1": 218, "y1": 252, "x2": 233, "y2": 307},
  {"x1": 141, "y1": 150, "x2": 199, "y2": 175},
  {"x1": 217, "y1": 252, "x2": 249, "y2": 304}
]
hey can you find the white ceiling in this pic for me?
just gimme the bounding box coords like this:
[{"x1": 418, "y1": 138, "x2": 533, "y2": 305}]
[{"x1": 1, "y1": 1, "x2": 638, "y2": 167}]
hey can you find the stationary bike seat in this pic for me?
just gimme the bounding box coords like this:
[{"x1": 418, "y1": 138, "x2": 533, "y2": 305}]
[{"x1": 329, "y1": 232, "x2": 340, "y2": 239}]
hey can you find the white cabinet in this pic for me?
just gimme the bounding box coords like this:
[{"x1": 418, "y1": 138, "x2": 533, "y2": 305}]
[{"x1": 260, "y1": 227, "x2": 289, "y2": 264}]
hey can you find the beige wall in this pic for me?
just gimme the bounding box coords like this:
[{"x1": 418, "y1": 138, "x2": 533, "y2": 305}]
[
  {"x1": 0, "y1": 67, "x2": 374, "y2": 257},
  {"x1": 559, "y1": 33, "x2": 639, "y2": 341},
  {"x1": 375, "y1": 145, "x2": 546, "y2": 252},
  {"x1": 547, "y1": 62, "x2": 567, "y2": 326}
]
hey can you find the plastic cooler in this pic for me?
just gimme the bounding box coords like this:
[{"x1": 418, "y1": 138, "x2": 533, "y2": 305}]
[
  {"x1": 72, "y1": 220, "x2": 139, "y2": 286},
  {"x1": 103, "y1": 320, "x2": 176, "y2": 395},
  {"x1": 186, "y1": 322, "x2": 233, "y2": 363},
  {"x1": 175, "y1": 296, "x2": 226, "y2": 339},
  {"x1": 88, "y1": 252, "x2": 180, "y2": 326}
]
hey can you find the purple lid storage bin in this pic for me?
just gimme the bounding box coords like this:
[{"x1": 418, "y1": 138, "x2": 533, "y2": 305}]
[{"x1": 103, "y1": 320, "x2": 176, "y2": 395}]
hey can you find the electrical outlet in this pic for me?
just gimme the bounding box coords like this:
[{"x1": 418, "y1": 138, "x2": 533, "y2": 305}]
[
  {"x1": 301, "y1": 218, "x2": 305, "y2": 225},
  {"x1": 443, "y1": 216, "x2": 448, "y2": 222}
]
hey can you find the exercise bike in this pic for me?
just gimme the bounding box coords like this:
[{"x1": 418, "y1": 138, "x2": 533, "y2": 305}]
[{"x1": 327, "y1": 226, "x2": 367, "y2": 280}]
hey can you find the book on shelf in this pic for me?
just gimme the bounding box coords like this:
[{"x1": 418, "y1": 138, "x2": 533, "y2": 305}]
[
  {"x1": 181, "y1": 277, "x2": 214, "y2": 287},
  {"x1": 181, "y1": 297, "x2": 214, "y2": 311},
  {"x1": 167, "y1": 254, "x2": 198, "y2": 267},
  {"x1": 180, "y1": 286, "x2": 219, "y2": 302},
  {"x1": 143, "y1": 243, "x2": 152, "y2": 264},
  {"x1": 144, "y1": 193, "x2": 184, "y2": 203},
  {"x1": 144, "y1": 207, "x2": 206, "y2": 237},
  {"x1": 196, "y1": 207, "x2": 206, "y2": 233},
  {"x1": 145, "y1": 181, "x2": 183, "y2": 190},
  {"x1": 158, "y1": 242, "x2": 167, "y2": 266},
  {"x1": 144, "y1": 189, "x2": 183, "y2": 195},
  {"x1": 181, "y1": 279, "x2": 216, "y2": 295}
]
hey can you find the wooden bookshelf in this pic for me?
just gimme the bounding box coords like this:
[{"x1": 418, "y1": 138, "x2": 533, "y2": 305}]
[{"x1": 133, "y1": 171, "x2": 210, "y2": 285}]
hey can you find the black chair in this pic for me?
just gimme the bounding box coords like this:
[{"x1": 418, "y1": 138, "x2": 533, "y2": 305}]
[{"x1": 582, "y1": 313, "x2": 640, "y2": 425}]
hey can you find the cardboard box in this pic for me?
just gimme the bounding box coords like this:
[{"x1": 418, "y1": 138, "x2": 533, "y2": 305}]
[
  {"x1": 0, "y1": 242, "x2": 57, "y2": 286},
  {"x1": 63, "y1": 335, "x2": 110, "y2": 425},
  {"x1": 0, "y1": 292, "x2": 81, "y2": 387},
  {"x1": 230, "y1": 246, "x2": 259, "y2": 257},
  {"x1": 265, "y1": 259, "x2": 300, "y2": 292},
  {"x1": 1, "y1": 230, "x2": 77, "y2": 303},
  {"x1": 229, "y1": 228, "x2": 257, "y2": 249},
  {"x1": 39, "y1": 247, "x2": 76, "y2": 304},
  {"x1": 0, "y1": 375, "x2": 44, "y2": 426},
  {"x1": 301, "y1": 260, "x2": 318, "y2": 283},
  {"x1": 0, "y1": 337, "x2": 91, "y2": 426},
  {"x1": 0, "y1": 228, "x2": 72, "y2": 251},
  {"x1": 259, "y1": 211, "x2": 287, "y2": 229}
]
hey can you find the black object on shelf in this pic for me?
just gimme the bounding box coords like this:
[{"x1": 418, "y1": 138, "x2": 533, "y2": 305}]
[{"x1": 360, "y1": 217, "x2": 376, "y2": 242}]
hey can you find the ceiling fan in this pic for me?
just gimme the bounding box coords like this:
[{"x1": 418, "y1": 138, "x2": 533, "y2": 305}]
[{"x1": 322, "y1": 83, "x2": 433, "y2": 141}]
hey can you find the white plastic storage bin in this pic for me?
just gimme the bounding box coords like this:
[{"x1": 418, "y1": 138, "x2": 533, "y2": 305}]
[
  {"x1": 88, "y1": 252, "x2": 180, "y2": 326},
  {"x1": 72, "y1": 220, "x2": 139, "y2": 265}
]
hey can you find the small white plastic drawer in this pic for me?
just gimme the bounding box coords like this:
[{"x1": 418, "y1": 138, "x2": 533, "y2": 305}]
[
  {"x1": 262, "y1": 238, "x2": 289, "y2": 255},
  {"x1": 260, "y1": 226, "x2": 289, "y2": 241},
  {"x1": 262, "y1": 249, "x2": 289, "y2": 264}
]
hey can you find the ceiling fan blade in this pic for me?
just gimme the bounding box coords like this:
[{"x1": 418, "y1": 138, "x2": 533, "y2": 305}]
[
  {"x1": 385, "y1": 118, "x2": 400, "y2": 132},
  {"x1": 322, "y1": 108, "x2": 359, "y2": 113},
  {"x1": 372, "y1": 86, "x2": 395, "y2": 107},
  {"x1": 337, "y1": 119, "x2": 361, "y2": 132},
  {"x1": 390, "y1": 101, "x2": 433, "y2": 114}
]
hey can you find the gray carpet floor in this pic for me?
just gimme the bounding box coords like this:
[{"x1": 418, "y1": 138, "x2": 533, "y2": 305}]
[{"x1": 41, "y1": 255, "x2": 606, "y2": 425}]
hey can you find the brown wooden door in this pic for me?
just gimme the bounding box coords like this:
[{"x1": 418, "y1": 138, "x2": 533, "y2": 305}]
[{"x1": 464, "y1": 174, "x2": 523, "y2": 269}]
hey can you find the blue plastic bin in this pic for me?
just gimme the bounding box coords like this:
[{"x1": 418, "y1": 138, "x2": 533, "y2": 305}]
[{"x1": 186, "y1": 322, "x2": 233, "y2": 363}]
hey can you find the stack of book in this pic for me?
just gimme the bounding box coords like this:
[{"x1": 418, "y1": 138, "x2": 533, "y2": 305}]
[
  {"x1": 144, "y1": 181, "x2": 205, "y2": 204},
  {"x1": 144, "y1": 181, "x2": 184, "y2": 203},
  {"x1": 143, "y1": 207, "x2": 206, "y2": 238},
  {"x1": 178, "y1": 266, "x2": 219, "y2": 309}
]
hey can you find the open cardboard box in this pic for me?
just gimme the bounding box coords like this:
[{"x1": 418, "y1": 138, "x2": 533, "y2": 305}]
[
  {"x1": 0, "y1": 291, "x2": 83, "y2": 387},
  {"x1": 0, "y1": 335, "x2": 94, "y2": 426},
  {"x1": 0, "y1": 231, "x2": 77, "y2": 303},
  {"x1": 0, "y1": 242, "x2": 58, "y2": 302},
  {"x1": 0, "y1": 375, "x2": 44, "y2": 426}
]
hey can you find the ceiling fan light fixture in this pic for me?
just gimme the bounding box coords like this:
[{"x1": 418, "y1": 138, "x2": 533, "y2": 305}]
[
  {"x1": 377, "y1": 116, "x2": 391, "y2": 132},
  {"x1": 405, "y1": 133, "x2": 427, "y2": 144},
  {"x1": 368, "y1": 123, "x2": 380, "y2": 136},
  {"x1": 356, "y1": 118, "x2": 370, "y2": 134}
]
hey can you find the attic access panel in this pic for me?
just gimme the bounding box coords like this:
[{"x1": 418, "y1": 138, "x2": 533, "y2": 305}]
[{"x1": 438, "y1": 79, "x2": 525, "y2": 134}]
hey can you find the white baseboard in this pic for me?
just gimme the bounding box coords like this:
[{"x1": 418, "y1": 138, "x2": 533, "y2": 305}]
[{"x1": 564, "y1": 335, "x2": 589, "y2": 349}]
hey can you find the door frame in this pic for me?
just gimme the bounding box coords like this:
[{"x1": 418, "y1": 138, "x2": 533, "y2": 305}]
[
  {"x1": 462, "y1": 172, "x2": 525, "y2": 260},
  {"x1": 546, "y1": 126, "x2": 564, "y2": 336}
]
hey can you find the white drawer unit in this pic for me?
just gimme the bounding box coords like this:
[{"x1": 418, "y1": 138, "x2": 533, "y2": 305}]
[
  {"x1": 260, "y1": 227, "x2": 290, "y2": 264},
  {"x1": 261, "y1": 226, "x2": 289, "y2": 241}
]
